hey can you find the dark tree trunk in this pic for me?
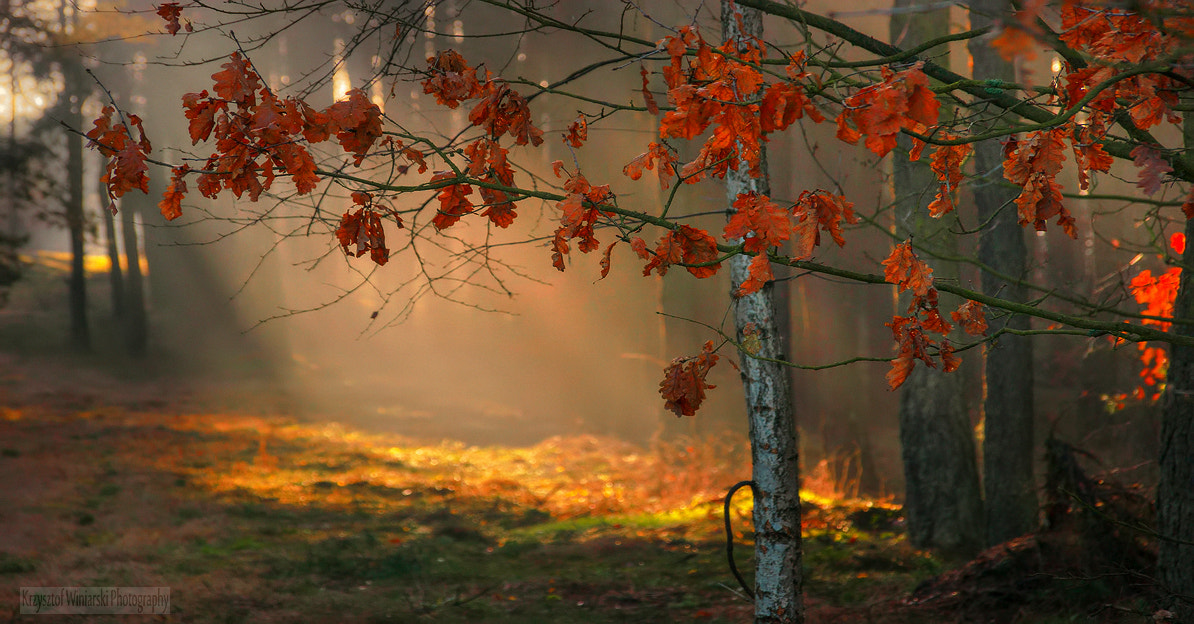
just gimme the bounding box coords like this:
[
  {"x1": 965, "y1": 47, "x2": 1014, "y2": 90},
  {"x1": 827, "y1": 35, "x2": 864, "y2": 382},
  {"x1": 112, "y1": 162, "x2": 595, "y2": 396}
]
[
  {"x1": 120, "y1": 189, "x2": 148, "y2": 357},
  {"x1": 101, "y1": 178, "x2": 124, "y2": 318},
  {"x1": 722, "y1": 5, "x2": 802, "y2": 623},
  {"x1": 1157, "y1": 105, "x2": 1194, "y2": 623},
  {"x1": 891, "y1": 0, "x2": 983, "y2": 556},
  {"x1": 64, "y1": 70, "x2": 89, "y2": 352},
  {"x1": 968, "y1": 0, "x2": 1038, "y2": 547}
]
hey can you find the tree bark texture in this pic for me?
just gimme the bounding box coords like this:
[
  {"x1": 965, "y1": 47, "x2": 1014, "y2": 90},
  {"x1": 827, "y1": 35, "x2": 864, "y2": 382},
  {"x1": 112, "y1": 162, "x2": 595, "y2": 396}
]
[
  {"x1": 120, "y1": 183, "x2": 148, "y2": 357},
  {"x1": 723, "y1": 5, "x2": 803, "y2": 623},
  {"x1": 968, "y1": 0, "x2": 1038, "y2": 547},
  {"x1": 101, "y1": 175, "x2": 124, "y2": 318},
  {"x1": 891, "y1": 0, "x2": 983, "y2": 557},
  {"x1": 64, "y1": 67, "x2": 90, "y2": 352},
  {"x1": 1157, "y1": 103, "x2": 1194, "y2": 623}
]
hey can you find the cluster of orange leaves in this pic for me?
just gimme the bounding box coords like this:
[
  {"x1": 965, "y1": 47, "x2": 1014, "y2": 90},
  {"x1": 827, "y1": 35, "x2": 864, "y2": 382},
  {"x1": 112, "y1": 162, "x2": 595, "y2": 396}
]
[
  {"x1": 1125, "y1": 232, "x2": 1186, "y2": 402},
  {"x1": 420, "y1": 50, "x2": 539, "y2": 232},
  {"x1": 116, "y1": 0, "x2": 1193, "y2": 413},
  {"x1": 659, "y1": 340, "x2": 720, "y2": 417},
  {"x1": 86, "y1": 107, "x2": 151, "y2": 212},
  {"x1": 155, "y1": 3, "x2": 191, "y2": 36},
  {"x1": 881, "y1": 241, "x2": 989, "y2": 389},
  {"x1": 997, "y1": 0, "x2": 1194, "y2": 221},
  {"x1": 336, "y1": 191, "x2": 398, "y2": 266},
  {"x1": 91, "y1": 51, "x2": 391, "y2": 231}
]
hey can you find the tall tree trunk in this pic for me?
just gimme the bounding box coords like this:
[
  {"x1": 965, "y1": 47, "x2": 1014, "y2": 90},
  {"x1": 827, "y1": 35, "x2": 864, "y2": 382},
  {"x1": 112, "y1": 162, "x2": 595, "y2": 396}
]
[
  {"x1": 968, "y1": 0, "x2": 1038, "y2": 547},
  {"x1": 722, "y1": 5, "x2": 802, "y2": 623},
  {"x1": 120, "y1": 188, "x2": 147, "y2": 357},
  {"x1": 101, "y1": 179, "x2": 124, "y2": 318},
  {"x1": 890, "y1": 0, "x2": 983, "y2": 556},
  {"x1": 64, "y1": 68, "x2": 90, "y2": 352},
  {"x1": 1157, "y1": 100, "x2": 1194, "y2": 623}
]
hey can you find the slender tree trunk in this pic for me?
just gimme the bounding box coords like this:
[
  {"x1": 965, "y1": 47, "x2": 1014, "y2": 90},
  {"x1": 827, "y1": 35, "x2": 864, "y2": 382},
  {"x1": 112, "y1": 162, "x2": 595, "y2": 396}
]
[
  {"x1": 120, "y1": 190, "x2": 147, "y2": 357},
  {"x1": 101, "y1": 180, "x2": 124, "y2": 318},
  {"x1": 968, "y1": 0, "x2": 1038, "y2": 547},
  {"x1": 722, "y1": 5, "x2": 802, "y2": 623},
  {"x1": 1158, "y1": 101, "x2": 1194, "y2": 623},
  {"x1": 890, "y1": 0, "x2": 983, "y2": 556},
  {"x1": 64, "y1": 70, "x2": 90, "y2": 352}
]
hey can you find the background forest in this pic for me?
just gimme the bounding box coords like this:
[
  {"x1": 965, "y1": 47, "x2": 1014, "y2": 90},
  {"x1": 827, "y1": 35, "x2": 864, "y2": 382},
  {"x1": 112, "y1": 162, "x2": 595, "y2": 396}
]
[{"x1": 0, "y1": 0, "x2": 1189, "y2": 622}]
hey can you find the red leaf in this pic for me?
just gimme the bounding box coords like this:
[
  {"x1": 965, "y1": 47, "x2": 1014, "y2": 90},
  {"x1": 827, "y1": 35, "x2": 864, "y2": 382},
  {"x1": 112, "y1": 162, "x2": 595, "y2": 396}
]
[
  {"x1": 676, "y1": 225, "x2": 721, "y2": 278},
  {"x1": 659, "y1": 341, "x2": 719, "y2": 417},
  {"x1": 327, "y1": 89, "x2": 383, "y2": 166},
  {"x1": 1131, "y1": 144, "x2": 1172, "y2": 196},
  {"x1": 432, "y1": 175, "x2": 474, "y2": 230},
  {"x1": 725, "y1": 192, "x2": 791, "y2": 253},
  {"x1": 479, "y1": 186, "x2": 517, "y2": 228},
  {"x1": 940, "y1": 341, "x2": 961, "y2": 373},
  {"x1": 422, "y1": 49, "x2": 484, "y2": 109},
  {"x1": 836, "y1": 64, "x2": 939, "y2": 158},
  {"x1": 211, "y1": 52, "x2": 260, "y2": 107},
  {"x1": 735, "y1": 253, "x2": 773, "y2": 297},
  {"x1": 156, "y1": 2, "x2": 183, "y2": 36},
  {"x1": 599, "y1": 242, "x2": 616, "y2": 280},
  {"x1": 882, "y1": 240, "x2": 933, "y2": 296},
  {"x1": 182, "y1": 90, "x2": 219, "y2": 145},
  {"x1": 336, "y1": 207, "x2": 390, "y2": 265},
  {"x1": 927, "y1": 142, "x2": 971, "y2": 218},
  {"x1": 622, "y1": 142, "x2": 677, "y2": 190},
  {"x1": 640, "y1": 64, "x2": 659, "y2": 115},
  {"x1": 562, "y1": 115, "x2": 588, "y2": 148},
  {"x1": 158, "y1": 165, "x2": 189, "y2": 220},
  {"x1": 951, "y1": 300, "x2": 988, "y2": 336}
]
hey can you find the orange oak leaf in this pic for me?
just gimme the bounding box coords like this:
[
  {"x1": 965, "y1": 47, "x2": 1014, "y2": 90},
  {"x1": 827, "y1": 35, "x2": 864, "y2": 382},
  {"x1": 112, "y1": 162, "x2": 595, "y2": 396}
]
[
  {"x1": 940, "y1": 341, "x2": 961, "y2": 373},
  {"x1": 1003, "y1": 128, "x2": 1076, "y2": 237},
  {"x1": 158, "y1": 165, "x2": 190, "y2": 221},
  {"x1": 599, "y1": 242, "x2": 617, "y2": 280},
  {"x1": 431, "y1": 173, "x2": 474, "y2": 231},
  {"x1": 327, "y1": 88, "x2": 383, "y2": 166},
  {"x1": 181, "y1": 90, "x2": 220, "y2": 144},
  {"x1": 469, "y1": 82, "x2": 544, "y2": 146},
  {"x1": 836, "y1": 64, "x2": 939, "y2": 158},
  {"x1": 793, "y1": 189, "x2": 858, "y2": 249},
  {"x1": 642, "y1": 231, "x2": 685, "y2": 277},
  {"x1": 110, "y1": 136, "x2": 150, "y2": 199},
  {"x1": 563, "y1": 115, "x2": 588, "y2": 148},
  {"x1": 157, "y1": 3, "x2": 183, "y2": 35},
  {"x1": 882, "y1": 240, "x2": 933, "y2": 297},
  {"x1": 630, "y1": 237, "x2": 649, "y2": 260},
  {"x1": 951, "y1": 300, "x2": 988, "y2": 336},
  {"x1": 927, "y1": 142, "x2": 971, "y2": 218},
  {"x1": 623, "y1": 142, "x2": 677, "y2": 190},
  {"x1": 210, "y1": 52, "x2": 259, "y2": 107},
  {"x1": 422, "y1": 49, "x2": 485, "y2": 109},
  {"x1": 659, "y1": 340, "x2": 719, "y2": 417},
  {"x1": 735, "y1": 253, "x2": 773, "y2": 297},
  {"x1": 336, "y1": 207, "x2": 391, "y2": 265},
  {"x1": 479, "y1": 186, "x2": 517, "y2": 228},
  {"x1": 1131, "y1": 144, "x2": 1172, "y2": 196},
  {"x1": 759, "y1": 81, "x2": 823, "y2": 133},
  {"x1": 724, "y1": 192, "x2": 791, "y2": 253},
  {"x1": 675, "y1": 225, "x2": 720, "y2": 278},
  {"x1": 886, "y1": 315, "x2": 933, "y2": 390},
  {"x1": 640, "y1": 64, "x2": 659, "y2": 115}
]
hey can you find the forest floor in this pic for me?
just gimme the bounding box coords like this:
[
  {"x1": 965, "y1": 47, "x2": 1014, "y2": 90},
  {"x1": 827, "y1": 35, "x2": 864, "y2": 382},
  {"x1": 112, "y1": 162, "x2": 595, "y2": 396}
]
[
  {"x1": 0, "y1": 351, "x2": 1165, "y2": 623},
  {"x1": 0, "y1": 261, "x2": 1166, "y2": 623}
]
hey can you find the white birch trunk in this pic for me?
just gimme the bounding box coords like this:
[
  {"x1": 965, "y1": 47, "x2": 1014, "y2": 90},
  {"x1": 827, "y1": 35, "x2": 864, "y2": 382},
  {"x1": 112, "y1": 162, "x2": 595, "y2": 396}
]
[{"x1": 722, "y1": 4, "x2": 803, "y2": 623}]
